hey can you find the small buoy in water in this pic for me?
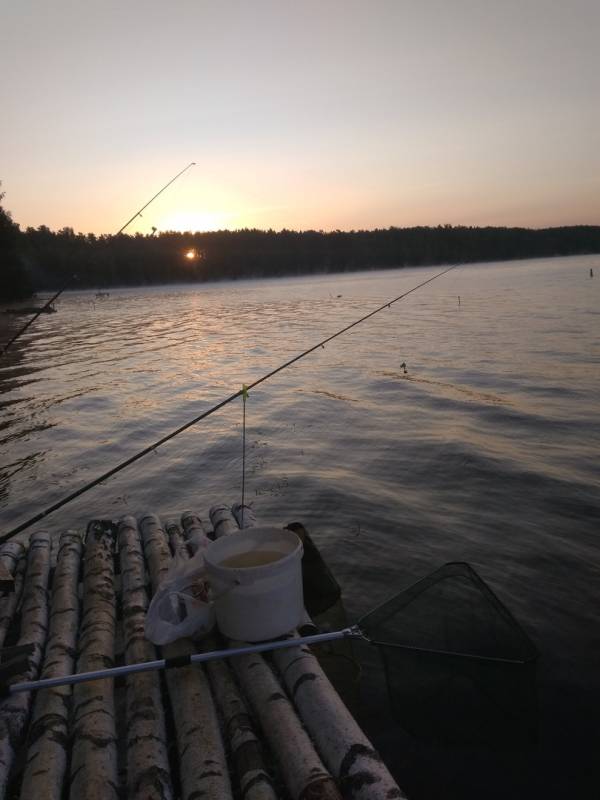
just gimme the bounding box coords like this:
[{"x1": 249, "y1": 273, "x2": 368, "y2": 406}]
[
  {"x1": 400, "y1": 362, "x2": 407, "y2": 374},
  {"x1": 591, "y1": 268, "x2": 594, "y2": 278},
  {"x1": 458, "y1": 295, "x2": 461, "y2": 306}
]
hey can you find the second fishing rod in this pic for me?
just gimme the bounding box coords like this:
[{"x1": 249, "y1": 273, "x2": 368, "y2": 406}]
[{"x1": 1, "y1": 261, "x2": 460, "y2": 544}]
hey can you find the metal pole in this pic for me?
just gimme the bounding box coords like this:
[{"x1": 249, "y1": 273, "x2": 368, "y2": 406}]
[{"x1": 7, "y1": 627, "x2": 361, "y2": 695}]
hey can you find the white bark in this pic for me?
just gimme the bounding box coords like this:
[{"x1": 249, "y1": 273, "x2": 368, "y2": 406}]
[
  {"x1": 231, "y1": 647, "x2": 341, "y2": 800},
  {"x1": 118, "y1": 516, "x2": 173, "y2": 800},
  {"x1": 0, "y1": 531, "x2": 51, "y2": 800},
  {"x1": 205, "y1": 648, "x2": 278, "y2": 800},
  {"x1": 231, "y1": 503, "x2": 257, "y2": 529},
  {"x1": 139, "y1": 513, "x2": 232, "y2": 800},
  {"x1": 0, "y1": 542, "x2": 27, "y2": 649},
  {"x1": 180, "y1": 511, "x2": 211, "y2": 553},
  {"x1": 69, "y1": 521, "x2": 118, "y2": 800},
  {"x1": 20, "y1": 531, "x2": 83, "y2": 800},
  {"x1": 209, "y1": 504, "x2": 239, "y2": 538},
  {"x1": 0, "y1": 541, "x2": 25, "y2": 578},
  {"x1": 164, "y1": 519, "x2": 189, "y2": 559},
  {"x1": 273, "y1": 639, "x2": 407, "y2": 800}
]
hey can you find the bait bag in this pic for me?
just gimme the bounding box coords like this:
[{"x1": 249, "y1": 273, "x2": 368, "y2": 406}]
[{"x1": 145, "y1": 549, "x2": 215, "y2": 645}]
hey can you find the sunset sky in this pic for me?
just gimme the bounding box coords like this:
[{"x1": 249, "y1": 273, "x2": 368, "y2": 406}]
[{"x1": 2, "y1": 0, "x2": 599, "y2": 235}]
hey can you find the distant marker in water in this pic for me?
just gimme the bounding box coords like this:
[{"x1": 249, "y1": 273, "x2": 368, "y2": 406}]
[
  {"x1": 591, "y1": 268, "x2": 594, "y2": 278},
  {"x1": 458, "y1": 295, "x2": 461, "y2": 306},
  {"x1": 400, "y1": 362, "x2": 407, "y2": 374}
]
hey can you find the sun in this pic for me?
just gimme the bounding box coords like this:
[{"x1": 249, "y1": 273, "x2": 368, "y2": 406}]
[{"x1": 185, "y1": 249, "x2": 198, "y2": 260}]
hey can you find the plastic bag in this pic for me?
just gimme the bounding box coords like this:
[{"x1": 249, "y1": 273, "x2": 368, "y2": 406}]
[{"x1": 145, "y1": 549, "x2": 215, "y2": 645}]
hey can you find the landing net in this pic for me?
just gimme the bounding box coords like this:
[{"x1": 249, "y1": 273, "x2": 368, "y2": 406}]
[{"x1": 359, "y1": 562, "x2": 538, "y2": 746}]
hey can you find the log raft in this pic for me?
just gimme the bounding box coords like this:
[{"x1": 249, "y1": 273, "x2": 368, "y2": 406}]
[{"x1": 0, "y1": 506, "x2": 406, "y2": 800}]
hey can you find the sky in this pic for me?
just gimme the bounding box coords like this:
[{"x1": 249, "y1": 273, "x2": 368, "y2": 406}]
[{"x1": 1, "y1": 0, "x2": 599, "y2": 234}]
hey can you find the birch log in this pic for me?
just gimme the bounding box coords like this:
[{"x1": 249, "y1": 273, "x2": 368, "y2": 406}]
[
  {"x1": 231, "y1": 503, "x2": 257, "y2": 529},
  {"x1": 20, "y1": 531, "x2": 82, "y2": 800},
  {"x1": 181, "y1": 510, "x2": 212, "y2": 552},
  {"x1": 205, "y1": 645, "x2": 278, "y2": 800},
  {"x1": 272, "y1": 640, "x2": 407, "y2": 800},
  {"x1": 0, "y1": 541, "x2": 25, "y2": 579},
  {"x1": 0, "y1": 542, "x2": 27, "y2": 649},
  {"x1": 209, "y1": 504, "x2": 239, "y2": 538},
  {"x1": 231, "y1": 648, "x2": 341, "y2": 800},
  {"x1": 0, "y1": 562, "x2": 12, "y2": 592},
  {"x1": 164, "y1": 519, "x2": 189, "y2": 560},
  {"x1": 139, "y1": 513, "x2": 233, "y2": 800},
  {"x1": 0, "y1": 531, "x2": 51, "y2": 800},
  {"x1": 176, "y1": 525, "x2": 277, "y2": 800},
  {"x1": 69, "y1": 521, "x2": 118, "y2": 800},
  {"x1": 118, "y1": 516, "x2": 172, "y2": 800}
]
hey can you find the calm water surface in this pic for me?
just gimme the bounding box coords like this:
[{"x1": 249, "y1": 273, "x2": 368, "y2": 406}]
[{"x1": 1, "y1": 255, "x2": 599, "y2": 797}]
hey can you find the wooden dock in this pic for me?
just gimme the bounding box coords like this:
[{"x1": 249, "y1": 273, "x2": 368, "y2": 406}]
[{"x1": 0, "y1": 505, "x2": 406, "y2": 800}]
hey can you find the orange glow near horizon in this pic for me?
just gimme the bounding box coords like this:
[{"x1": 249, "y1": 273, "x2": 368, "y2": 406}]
[
  {"x1": 185, "y1": 249, "x2": 198, "y2": 260},
  {"x1": 159, "y1": 209, "x2": 232, "y2": 234}
]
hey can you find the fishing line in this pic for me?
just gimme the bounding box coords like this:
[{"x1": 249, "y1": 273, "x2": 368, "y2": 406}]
[
  {"x1": 0, "y1": 162, "x2": 196, "y2": 359},
  {"x1": 0, "y1": 261, "x2": 460, "y2": 544}
]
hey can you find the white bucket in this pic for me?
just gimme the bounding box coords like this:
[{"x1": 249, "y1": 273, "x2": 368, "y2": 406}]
[{"x1": 204, "y1": 527, "x2": 304, "y2": 642}]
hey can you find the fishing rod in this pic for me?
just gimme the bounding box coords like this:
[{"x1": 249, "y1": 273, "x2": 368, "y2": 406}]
[
  {"x1": 0, "y1": 277, "x2": 74, "y2": 358},
  {"x1": 0, "y1": 162, "x2": 196, "y2": 358},
  {"x1": 0, "y1": 262, "x2": 459, "y2": 544},
  {"x1": 114, "y1": 161, "x2": 196, "y2": 235}
]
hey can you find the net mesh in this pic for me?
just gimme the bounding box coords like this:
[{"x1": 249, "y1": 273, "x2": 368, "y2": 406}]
[{"x1": 359, "y1": 562, "x2": 538, "y2": 746}]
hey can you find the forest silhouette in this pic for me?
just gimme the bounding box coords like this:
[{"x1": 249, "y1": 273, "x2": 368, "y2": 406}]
[{"x1": 2, "y1": 191, "x2": 599, "y2": 301}]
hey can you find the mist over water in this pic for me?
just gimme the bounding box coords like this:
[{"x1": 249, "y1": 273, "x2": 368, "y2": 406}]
[{"x1": 1, "y1": 254, "x2": 599, "y2": 797}]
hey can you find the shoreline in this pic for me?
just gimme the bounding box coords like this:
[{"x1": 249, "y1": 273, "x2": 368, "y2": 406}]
[{"x1": 3, "y1": 250, "x2": 598, "y2": 302}]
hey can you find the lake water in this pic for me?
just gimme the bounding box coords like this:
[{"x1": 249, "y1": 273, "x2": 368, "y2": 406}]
[{"x1": 1, "y1": 254, "x2": 599, "y2": 797}]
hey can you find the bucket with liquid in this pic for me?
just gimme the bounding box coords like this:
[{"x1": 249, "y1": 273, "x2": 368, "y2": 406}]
[{"x1": 204, "y1": 527, "x2": 304, "y2": 641}]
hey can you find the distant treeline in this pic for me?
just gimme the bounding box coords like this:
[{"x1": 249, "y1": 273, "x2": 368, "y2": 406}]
[{"x1": 2, "y1": 196, "x2": 600, "y2": 301}]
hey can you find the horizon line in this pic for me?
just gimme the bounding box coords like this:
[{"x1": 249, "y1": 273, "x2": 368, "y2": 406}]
[{"x1": 16, "y1": 221, "x2": 600, "y2": 238}]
